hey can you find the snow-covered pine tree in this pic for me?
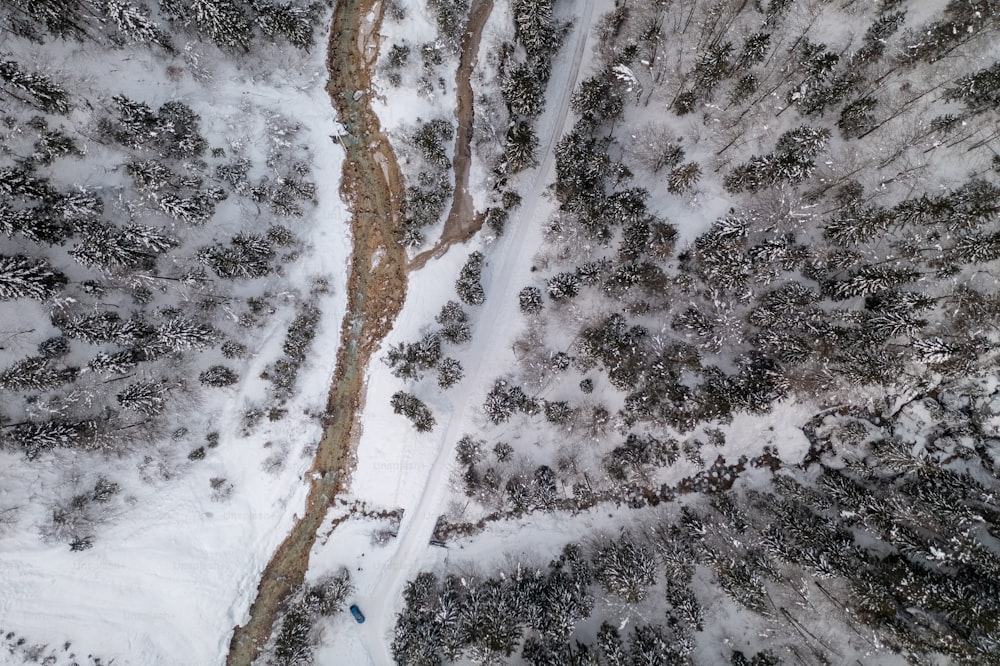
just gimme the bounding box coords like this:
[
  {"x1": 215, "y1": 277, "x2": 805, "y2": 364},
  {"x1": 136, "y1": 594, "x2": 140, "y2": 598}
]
[
  {"x1": 116, "y1": 380, "x2": 172, "y2": 415},
  {"x1": 0, "y1": 60, "x2": 72, "y2": 114},
  {"x1": 390, "y1": 391, "x2": 436, "y2": 432},
  {"x1": 384, "y1": 332, "x2": 442, "y2": 380},
  {"x1": 437, "y1": 357, "x2": 464, "y2": 389},
  {"x1": 593, "y1": 534, "x2": 657, "y2": 602},
  {"x1": 199, "y1": 365, "x2": 238, "y2": 386},
  {"x1": 501, "y1": 61, "x2": 546, "y2": 118},
  {"x1": 0, "y1": 254, "x2": 67, "y2": 300},
  {"x1": 519, "y1": 286, "x2": 543, "y2": 313},
  {"x1": 99, "y1": 0, "x2": 166, "y2": 45},
  {"x1": 0, "y1": 355, "x2": 77, "y2": 391},
  {"x1": 456, "y1": 251, "x2": 486, "y2": 306},
  {"x1": 155, "y1": 316, "x2": 216, "y2": 351},
  {"x1": 253, "y1": 0, "x2": 321, "y2": 50},
  {"x1": 502, "y1": 120, "x2": 539, "y2": 174},
  {"x1": 435, "y1": 300, "x2": 471, "y2": 344}
]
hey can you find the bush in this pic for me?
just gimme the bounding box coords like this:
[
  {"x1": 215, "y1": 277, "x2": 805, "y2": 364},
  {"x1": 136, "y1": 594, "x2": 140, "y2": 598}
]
[
  {"x1": 200, "y1": 365, "x2": 238, "y2": 387},
  {"x1": 519, "y1": 286, "x2": 543, "y2": 313},
  {"x1": 456, "y1": 251, "x2": 486, "y2": 306},
  {"x1": 391, "y1": 391, "x2": 436, "y2": 432}
]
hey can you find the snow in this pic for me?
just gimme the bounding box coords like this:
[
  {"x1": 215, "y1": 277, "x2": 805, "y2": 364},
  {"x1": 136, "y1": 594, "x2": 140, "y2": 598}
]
[{"x1": 0, "y1": 10, "x2": 354, "y2": 664}]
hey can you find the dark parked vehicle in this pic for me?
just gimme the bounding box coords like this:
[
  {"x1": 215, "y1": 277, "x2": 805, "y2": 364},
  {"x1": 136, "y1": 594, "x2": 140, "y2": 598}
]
[{"x1": 350, "y1": 604, "x2": 365, "y2": 623}]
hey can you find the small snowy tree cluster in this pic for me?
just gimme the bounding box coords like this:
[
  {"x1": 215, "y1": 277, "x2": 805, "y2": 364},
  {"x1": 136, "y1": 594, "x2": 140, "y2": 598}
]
[
  {"x1": 158, "y1": 0, "x2": 322, "y2": 52},
  {"x1": 262, "y1": 568, "x2": 353, "y2": 666},
  {"x1": 399, "y1": 118, "x2": 455, "y2": 246},
  {"x1": 384, "y1": 332, "x2": 442, "y2": 380},
  {"x1": 436, "y1": 300, "x2": 471, "y2": 344},
  {"x1": 265, "y1": 304, "x2": 321, "y2": 396},
  {"x1": 723, "y1": 126, "x2": 830, "y2": 193},
  {"x1": 390, "y1": 391, "x2": 436, "y2": 432},
  {"x1": 483, "y1": 377, "x2": 538, "y2": 424},
  {"x1": 455, "y1": 251, "x2": 485, "y2": 306}
]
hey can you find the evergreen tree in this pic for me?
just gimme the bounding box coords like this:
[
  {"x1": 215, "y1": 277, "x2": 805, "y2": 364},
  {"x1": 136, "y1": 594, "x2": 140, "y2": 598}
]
[
  {"x1": 502, "y1": 121, "x2": 539, "y2": 174},
  {"x1": 116, "y1": 380, "x2": 171, "y2": 415},
  {"x1": 190, "y1": 0, "x2": 252, "y2": 51},
  {"x1": 7, "y1": 419, "x2": 96, "y2": 460},
  {"x1": 546, "y1": 272, "x2": 580, "y2": 301},
  {"x1": 946, "y1": 61, "x2": 1000, "y2": 113},
  {"x1": 385, "y1": 333, "x2": 442, "y2": 380},
  {"x1": 254, "y1": 0, "x2": 321, "y2": 50},
  {"x1": 667, "y1": 162, "x2": 701, "y2": 194},
  {"x1": 0, "y1": 254, "x2": 67, "y2": 300},
  {"x1": 199, "y1": 365, "x2": 238, "y2": 386},
  {"x1": 99, "y1": 0, "x2": 166, "y2": 45},
  {"x1": 0, "y1": 355, "x2": 77, "y2": 391},
  {"x1": 155, "y1": 316, "x2": 216, "y2": 351},
  {"x1": 593, "y1": 534, "x2": 657, "y2": 602},
  {"x1": 456, "y1": 251, "x2": 486, "y2": 306},
  {"x1": 519, "y1": 286, "x2": 543, "y2": 314},
  {"x1": 390, "y1": 391, "x2": 436, "y2": 432},
  {"x1": 501, "y1": 61, "x2": 546, "y2": 118},
  {"x1": 571, "y1": 74, "x2": 624, "y2": 126},
  {"x1": 198, "y1": 233, "x2": 274, "y2": 278},
  {"x1": 0, "y1": 60, "x2": 72, "y2": 114},
  {"x1": 435, "y1": 300, "x2": 471, "y2": 344},
  {"x1": 437, "y1": 357, "x2": 464, "y2": 389}
]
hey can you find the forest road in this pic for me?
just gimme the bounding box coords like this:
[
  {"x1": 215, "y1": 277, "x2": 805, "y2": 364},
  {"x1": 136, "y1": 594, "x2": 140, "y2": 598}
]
[
  {"x1": 224, "y1": 0, "x2": 409, "y2": 663},
  {"x1": 359, "y1": 0, "x2": 598, "y2": 661}
]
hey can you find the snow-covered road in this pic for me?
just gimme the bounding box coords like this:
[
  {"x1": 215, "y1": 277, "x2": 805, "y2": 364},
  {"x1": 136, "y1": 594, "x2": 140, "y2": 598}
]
[{"x1": 358, "y1": 0, "x2": 601, "y2": 660}]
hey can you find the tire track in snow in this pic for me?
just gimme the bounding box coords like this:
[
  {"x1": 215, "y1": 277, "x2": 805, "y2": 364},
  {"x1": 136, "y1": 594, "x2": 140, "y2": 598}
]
[{"x1": 359, "y1": 1, "x2": 598, "y2": 660}]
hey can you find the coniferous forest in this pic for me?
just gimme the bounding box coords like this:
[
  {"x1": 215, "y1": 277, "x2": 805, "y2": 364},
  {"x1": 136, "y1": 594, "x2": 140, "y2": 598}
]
[
  {"x1": 383, "y1": 0, "x2": 1000, "y2": 664},
  {"x1": 0, "y1": 0, "x2": 326, "y2": 548}
]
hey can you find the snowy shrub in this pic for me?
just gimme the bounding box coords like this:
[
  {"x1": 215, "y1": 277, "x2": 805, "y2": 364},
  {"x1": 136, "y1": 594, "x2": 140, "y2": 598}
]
[
  {"x1": 546, "y1": 272, "x2": 580, "y2": 301},
  {"x1": 385, "y1": 332, "x2": 442, "y2": 380},
  {"x1": 456, "y1": 251, "x2": 486, "y2": 306},
  {"x1": 437, "y1": 357, "x2": 464, "y2": 389},
  {"x1": 436, "y1": 300, "x2": 471, "y2": 344},
  {"x1": 391, "y1": 391, "x2": 436, "y2": 432},
  {"x1": 518, "y1": 286, "x2": 543, "y2": 313},
  {"x1": 199, "y1": 365, "x2": 238, "y2": 387}
]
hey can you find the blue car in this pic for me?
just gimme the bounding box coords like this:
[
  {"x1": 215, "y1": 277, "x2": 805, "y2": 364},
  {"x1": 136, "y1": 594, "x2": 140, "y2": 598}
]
[{"x1": 350, "y1": 604, "x2": 365, "y2": 623}]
